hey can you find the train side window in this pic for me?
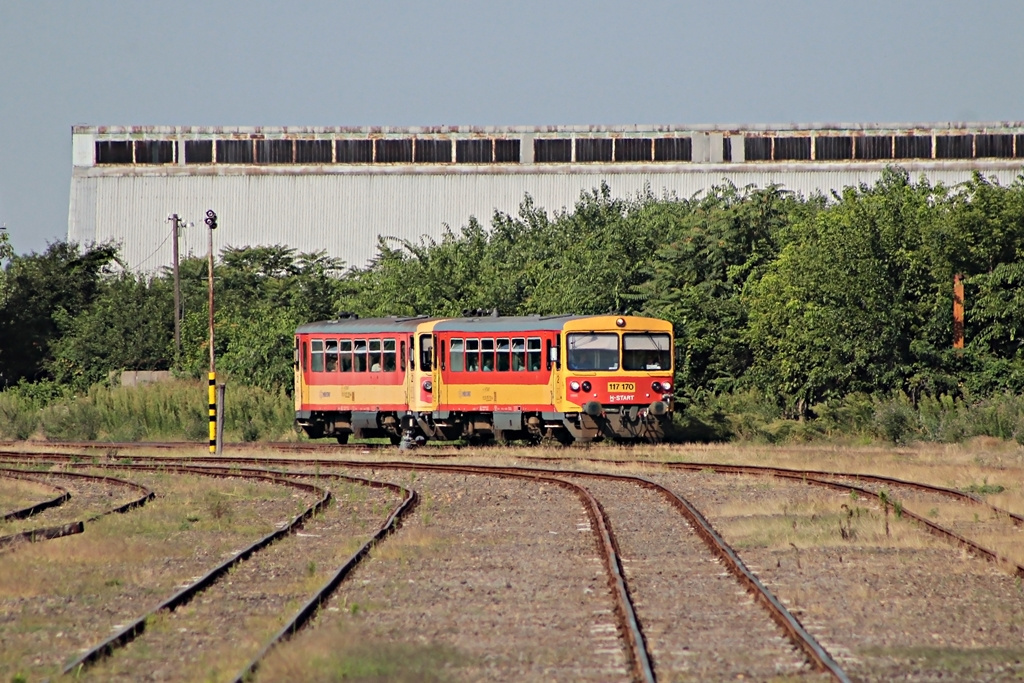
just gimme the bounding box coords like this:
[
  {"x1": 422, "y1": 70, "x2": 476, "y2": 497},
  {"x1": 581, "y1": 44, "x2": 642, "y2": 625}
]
[
  {"x1": 311, "y1": 339, "x2": 325, "y2": 372},
  {"x1": 400, "y1": 340, "x2": 407, "y2": 372},
  {"x1": 466, "y1": 338, "x2": 480, "y2": 372},
  {"x1": 383, "y1": 339, "x2": 397, "y2": 372},
  {"x1": 339, "y1": 340, "x2": 353, "y2": 372},
  {"x1": 369, "y1": 339, "x2": 383, "y2": 372},
  {"x1": 511, "y1": 338, "x2": 526, "y2": 371},
  {"x1": 481, "y1": 338, "x2": 495, "y2": 371},
  {"x1": 420, "y1": 334, "x2": 433, "y2": 371},
  {"x1": 527, "y1": 337, "x2": 542, "y2": 371},
  {"x1": 325, "y1": 339, "x2": 339, "y2": 372},
  {"x1": 449, "y1": 338, "x2": 463, "y2": 371},
  {"x1": 409, "y1": 335, "x2": 415, "y2": 370},
  {"x1": 354, "y1": 339, "x2": 368, "y2": 372},
  {"x1": 300, "y1": 341, "x2": 307, "y2": 371},
  {"x1": 497, "y1": 338, "x2": 511, "y2": 371}
]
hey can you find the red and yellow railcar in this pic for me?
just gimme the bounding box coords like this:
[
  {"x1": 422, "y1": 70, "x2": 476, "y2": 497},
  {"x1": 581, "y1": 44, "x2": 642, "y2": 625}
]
[
  {"x1": 294, "y1": 315, "x2": 437, "y2": 443},
  {"x1": 295, "y1": 313, "x2": 675, "y2": 444},
  {"x1": 427, "y1": 314, "x2": 674, "y2": 443}
]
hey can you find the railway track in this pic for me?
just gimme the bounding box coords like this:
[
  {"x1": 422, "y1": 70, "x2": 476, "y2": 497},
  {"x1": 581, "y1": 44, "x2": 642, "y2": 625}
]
[
  {"x1": 3, "y1": 446, "x2": 1023, "y2": 680},
  {"x1": 2, "y1": 451, "x2": 851, "y2": 681}
]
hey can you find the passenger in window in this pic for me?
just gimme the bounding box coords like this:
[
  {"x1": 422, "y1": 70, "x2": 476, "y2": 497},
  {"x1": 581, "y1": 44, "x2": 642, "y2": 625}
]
[
  {"x1": 644, "y1": 352, "x2": 662, "y2": 370},
  {"x1": 370, "y1": 360, "x2": 382, "y2": 372}
]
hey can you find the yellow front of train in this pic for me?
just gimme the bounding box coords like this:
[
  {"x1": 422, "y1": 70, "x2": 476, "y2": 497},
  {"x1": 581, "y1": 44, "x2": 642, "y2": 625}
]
[{"x1": 553, "y1": 315, "x2": 675, "y2": 442}]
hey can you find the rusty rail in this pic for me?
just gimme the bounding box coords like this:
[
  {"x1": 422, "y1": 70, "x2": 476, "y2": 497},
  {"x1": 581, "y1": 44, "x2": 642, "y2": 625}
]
[
  {"x1": 0, "y1": 468, "x2": 153, "y2": 550},
  {"x1": 0, "y1": 473, "x2": 70, "y2": 521},
  {"x1": 233, "y1": 472, "x2": 418, "y2": 683},
  {"x1": 60, "y1": 466, "x2": 331, "y2": 677}
]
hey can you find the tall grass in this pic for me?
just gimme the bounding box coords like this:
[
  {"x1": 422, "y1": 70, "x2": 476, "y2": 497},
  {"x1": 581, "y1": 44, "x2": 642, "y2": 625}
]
[
  {"x1": 0, "y1": 379, "x2": 298, "y2": 442},
  {"x1": 678, "y1": 390, "x2": 1024, "y2": 445}
]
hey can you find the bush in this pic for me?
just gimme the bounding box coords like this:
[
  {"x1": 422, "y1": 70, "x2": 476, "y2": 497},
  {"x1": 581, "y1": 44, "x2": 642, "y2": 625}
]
[
  {"x1": 872, "y1": 395, "x2": 918, "y2": 445},
  {"x1": 39, "y1": 400, "x2": 102, "y2": 441},
  {"x1": 0, "y1": 392, "x2": 39, "y2": 440}
]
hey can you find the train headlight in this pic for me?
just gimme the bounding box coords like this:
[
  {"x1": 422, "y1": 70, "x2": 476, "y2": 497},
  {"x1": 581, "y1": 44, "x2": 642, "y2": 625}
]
[
  {"x1": 615, "y1": 317, "x2": 626, "y2": 328},
  {"x1": 569, "y1": 381, "x2": 581, "y2": 392},
  {"x1": 651, "y1": 381, "x2": 662, "y2": 392},
  {"x1": 581, "y1": 381, "x2": 592, "y2": 393},
  {"x1": 422, "y1": 380, "x2": 432, "y2": 392},
  {"x1": 661, "y1": 381, "x2": 672, "y2": 392}
]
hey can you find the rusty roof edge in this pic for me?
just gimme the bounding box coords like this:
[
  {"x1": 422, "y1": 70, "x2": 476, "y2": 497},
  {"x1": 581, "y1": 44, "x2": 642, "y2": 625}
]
[{"x1": 72, "y1": 121, "x2": 1024, "y2": 136}]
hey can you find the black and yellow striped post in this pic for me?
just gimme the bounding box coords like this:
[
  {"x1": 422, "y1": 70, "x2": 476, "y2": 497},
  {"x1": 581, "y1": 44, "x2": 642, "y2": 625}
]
[{"x1": 208, "y1": 372, "x2": 217, "y2": 453}]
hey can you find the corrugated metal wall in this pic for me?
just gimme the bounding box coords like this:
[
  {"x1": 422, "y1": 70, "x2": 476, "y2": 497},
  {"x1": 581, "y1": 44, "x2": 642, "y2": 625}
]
[{"x1": 68, "y1": 167, "x2": 1024, "y2": 273}]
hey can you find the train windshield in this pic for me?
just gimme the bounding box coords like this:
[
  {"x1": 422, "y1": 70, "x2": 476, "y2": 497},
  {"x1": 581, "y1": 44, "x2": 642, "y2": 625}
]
[
  {"x1": 567, "y1": 333, "x2": 619, "y2": 371},
  {"x1": 622, "y1": 333, "x2": 672, "y2": 371}
]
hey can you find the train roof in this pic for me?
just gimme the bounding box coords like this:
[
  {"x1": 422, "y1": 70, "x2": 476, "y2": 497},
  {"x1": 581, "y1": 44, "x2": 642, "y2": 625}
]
[
  {"x1": 296, "y1": 316, "x2": 437, "y2": 334},
  {"x1": 433, "y1": 314, "x2": 667, "y2": 333}
]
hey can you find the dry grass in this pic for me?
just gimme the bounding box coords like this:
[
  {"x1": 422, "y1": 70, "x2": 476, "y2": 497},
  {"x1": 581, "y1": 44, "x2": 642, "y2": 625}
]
[
  {"x1": 256, "y1": 621, "x2": 468, "y2": 683},
  {"x1": 0, "y1": 472, "x2": 313, "y2": 680},
  {"x1": 0, "y1": 478, "x2": 56, "y2": 515}
]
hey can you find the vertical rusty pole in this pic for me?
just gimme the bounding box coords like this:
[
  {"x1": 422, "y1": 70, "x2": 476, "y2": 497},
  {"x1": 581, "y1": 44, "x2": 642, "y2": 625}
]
[
  {"x1": 953, "y1": 273, "x2": 964, "y2": 349},
  {"x1": 205, "y1": 210, "x2": 218, "y2": 453},
  {"x1": 168, "y1": 214, "x2": 183, "y2": 363}
]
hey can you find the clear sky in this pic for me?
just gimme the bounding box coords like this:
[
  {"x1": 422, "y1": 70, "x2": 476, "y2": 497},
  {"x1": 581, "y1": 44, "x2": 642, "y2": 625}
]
[{"x1": 2, "y1": 0, "x2": 1023, "y2": 256}]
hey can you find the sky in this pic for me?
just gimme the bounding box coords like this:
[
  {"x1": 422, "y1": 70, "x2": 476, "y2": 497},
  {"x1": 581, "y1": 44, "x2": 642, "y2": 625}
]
[{"x1": 2, "y1": 0, "x2": 1024, "y2": 256}]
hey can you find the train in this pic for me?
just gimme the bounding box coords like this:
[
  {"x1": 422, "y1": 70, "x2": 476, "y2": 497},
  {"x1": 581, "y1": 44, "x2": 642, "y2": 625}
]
[{"x1": 293, "y1": 313, "x2": 675, "y2": 445}]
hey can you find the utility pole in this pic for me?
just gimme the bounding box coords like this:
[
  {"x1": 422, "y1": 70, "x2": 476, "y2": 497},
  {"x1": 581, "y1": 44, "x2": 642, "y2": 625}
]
[
  {"x1": 204, "y1": 209, "x2": 220, "y2": 454},
  {"x1": 166, "y1": 214, "x2": 192, "y2": 361}
]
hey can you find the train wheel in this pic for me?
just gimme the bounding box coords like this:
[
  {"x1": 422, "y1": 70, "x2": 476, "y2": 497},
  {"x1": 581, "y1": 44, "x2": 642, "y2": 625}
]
[{"x1": 336, "y1": 433, "x2": 350, "y2": 445}]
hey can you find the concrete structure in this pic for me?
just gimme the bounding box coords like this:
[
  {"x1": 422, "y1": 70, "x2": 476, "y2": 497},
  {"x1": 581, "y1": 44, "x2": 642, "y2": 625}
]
[{"x1": 68, "y1": 123, "x2": 1024, "y2": 273}]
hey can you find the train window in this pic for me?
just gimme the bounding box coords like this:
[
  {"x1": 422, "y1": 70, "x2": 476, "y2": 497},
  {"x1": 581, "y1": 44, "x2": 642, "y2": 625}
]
[
  {"x1": 420, "y1": 334, "x2": 433, "y2": 371},
  {"x1": 301, "y1": 340, "x2": 307, "y2": 371},
  {"x1": 466, "y1": 339, "x2": 480, "y2": 372},
  {"x1": 511, "y1": 338, "x2": 526, "y2": 371},
  {"x1": 383, "y1": 339, "x2": 397, "y2": 372},
  {"x1": 527, "y1": 337, "x2": 542, "y2": 372},
  {"x1": 567, "y1": 333, "x2": 619, "y2": 371},
  {"x1": 449, "y1": 339, "x2": 464, "y2": 372},
  {"x1": 354, "y1": 339, "x2": 368, "y2": 372},
  {"x1": 481, "y1": 338, "x2": 495, "y2": 372},
  {"x1": 623, "y1": 333, "x2": 672, "y2": 371},
  {"x1": 311, "y1": 340, "x2": 325, "y2": 373},
  {"x1": 340, "y1": 340, "x2": 353, "y2": 372},
  {"x1": 401, "y1": 340, "x2": 407, "y2": 371},
  {"x1": 497, "y1": 338, "x2": 511, "y2": 371},
  {"x1": 369, "y1": 339, "x2": 383, "y2": 372},
  {"x1": 325, "y1": 339, "x2": 339, "y2": 372}
]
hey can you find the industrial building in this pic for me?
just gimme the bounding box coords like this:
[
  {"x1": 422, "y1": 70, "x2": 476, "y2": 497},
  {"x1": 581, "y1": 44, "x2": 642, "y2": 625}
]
[{"x1": 67, "y1": 123, "x2": 1024, "y2": 272}]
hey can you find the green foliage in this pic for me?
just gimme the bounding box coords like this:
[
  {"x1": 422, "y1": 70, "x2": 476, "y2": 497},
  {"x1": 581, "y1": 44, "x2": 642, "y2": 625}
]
[{"x1": 3, "y1": 169, "x2": 1024, "y2": 445}]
